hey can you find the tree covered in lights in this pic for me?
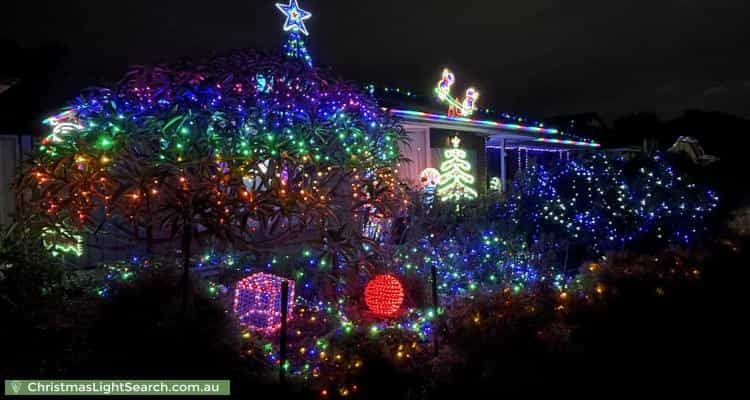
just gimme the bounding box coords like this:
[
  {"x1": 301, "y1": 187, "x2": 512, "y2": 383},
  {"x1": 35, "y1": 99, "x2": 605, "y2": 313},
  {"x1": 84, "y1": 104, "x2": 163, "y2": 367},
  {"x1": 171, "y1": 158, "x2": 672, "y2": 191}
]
[
  {"x1": 623, "y1": 154, "x2": 720, "y2": 247},
  {"x1": 437, "y1": 136, "x2": 477, "y2": 202},
  {"x1": 504, "y1": 153, "x2": 718, "y2": 255},
  {"x1": 17, "y1": 47, "x2": 407, "y2": 274}
]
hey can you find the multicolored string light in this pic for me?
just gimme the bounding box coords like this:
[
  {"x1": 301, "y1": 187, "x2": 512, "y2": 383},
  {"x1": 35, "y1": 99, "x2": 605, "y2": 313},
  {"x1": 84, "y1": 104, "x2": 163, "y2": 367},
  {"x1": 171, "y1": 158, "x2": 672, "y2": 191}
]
[{"x1": 388, "y1": 109, "x2": 601, "y2": 147}]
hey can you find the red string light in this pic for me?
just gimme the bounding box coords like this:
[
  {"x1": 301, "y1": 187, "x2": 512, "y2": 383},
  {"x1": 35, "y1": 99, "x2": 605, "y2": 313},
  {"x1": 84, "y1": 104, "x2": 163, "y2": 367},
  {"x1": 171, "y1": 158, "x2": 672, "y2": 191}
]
[{"x1": 364, "y1": 274, "x2": 404, "y2": 317}]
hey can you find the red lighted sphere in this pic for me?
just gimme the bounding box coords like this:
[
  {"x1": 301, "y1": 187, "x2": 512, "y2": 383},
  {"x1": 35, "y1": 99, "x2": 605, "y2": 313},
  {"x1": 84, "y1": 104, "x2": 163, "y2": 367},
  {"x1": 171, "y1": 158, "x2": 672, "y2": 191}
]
[{"x1": 364, "y1": 274, "x2": 405, "y2": 317}]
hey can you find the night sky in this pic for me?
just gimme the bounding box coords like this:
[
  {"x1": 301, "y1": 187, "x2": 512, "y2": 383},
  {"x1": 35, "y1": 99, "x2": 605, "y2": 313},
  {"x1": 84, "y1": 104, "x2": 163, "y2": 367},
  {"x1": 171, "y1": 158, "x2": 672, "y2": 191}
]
[{"x1": 4, "y1": 0, "x2": 750, "y2": 120}]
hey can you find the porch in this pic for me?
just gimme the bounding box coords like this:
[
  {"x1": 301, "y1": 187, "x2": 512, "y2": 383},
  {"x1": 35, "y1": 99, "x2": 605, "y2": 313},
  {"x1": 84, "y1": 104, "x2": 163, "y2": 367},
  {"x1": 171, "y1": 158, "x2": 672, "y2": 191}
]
[{"x1": 389, "y1": 108, "x2": 601, "y2": 193}]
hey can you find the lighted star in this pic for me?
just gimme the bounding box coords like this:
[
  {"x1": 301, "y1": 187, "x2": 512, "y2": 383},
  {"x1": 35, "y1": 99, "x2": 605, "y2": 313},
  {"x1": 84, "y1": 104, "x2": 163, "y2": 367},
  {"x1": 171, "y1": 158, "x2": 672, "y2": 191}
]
[{"x1": 276, "y1": 0, "x2": 312, "y2": 36}]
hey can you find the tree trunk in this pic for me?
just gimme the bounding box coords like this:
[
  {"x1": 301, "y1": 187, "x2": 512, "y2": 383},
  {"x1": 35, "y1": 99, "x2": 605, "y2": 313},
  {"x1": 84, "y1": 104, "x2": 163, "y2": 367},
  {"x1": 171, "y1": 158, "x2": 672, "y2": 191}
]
[
  {"x1": 146, "y1": 226, "x2": 154, "y2": 256},
  {"x1": 145, "y1": 192, "x2": 154, "y2": 256},
  {"x1": 181, "y1": 222, "x2": 192, "y2": 313}
]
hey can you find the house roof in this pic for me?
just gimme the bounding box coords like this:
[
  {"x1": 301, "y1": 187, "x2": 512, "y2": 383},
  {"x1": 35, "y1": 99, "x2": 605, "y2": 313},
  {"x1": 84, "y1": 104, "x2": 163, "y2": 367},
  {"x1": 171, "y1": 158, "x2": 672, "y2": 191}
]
[
  {"x1": 0, "y1": 78, "x2": 19, "y2": 95},
  {"x1": 369, "y1": 84, "x2": 601, "y2": 149},
  {"x1": 388, "y1": 108, "x2": 600, "y2": 148}
]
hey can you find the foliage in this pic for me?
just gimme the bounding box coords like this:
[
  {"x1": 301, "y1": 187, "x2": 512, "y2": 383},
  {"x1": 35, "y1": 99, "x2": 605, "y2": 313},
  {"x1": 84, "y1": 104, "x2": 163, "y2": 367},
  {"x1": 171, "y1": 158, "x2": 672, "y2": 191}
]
[
  {"x1": 728, "y1": 204, "x2": 750, "y2": 237},
  {"x1": 1, "y1": 223, "x2": 66, "y2": 303},
  {"x1": 393, "y1": 225, "x2": 570, "y2": 303},
  {"x1": 85, "y1": 267, "x2": 245, "y2": 377},
  {"x1": 17, "y1": 49, "x2": 408, "y2": 267},
  {"x1": 0, "y1": 223, "x2": 99, "y2": 376},
  {"x1": 502, "y1": 153, "x2": 718, "y2": 256}
]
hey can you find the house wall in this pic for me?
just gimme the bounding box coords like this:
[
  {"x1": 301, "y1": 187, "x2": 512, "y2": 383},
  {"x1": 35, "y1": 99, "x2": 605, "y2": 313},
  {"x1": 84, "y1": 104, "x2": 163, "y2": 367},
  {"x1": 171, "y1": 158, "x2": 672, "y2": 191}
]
[
  {"x1": 396, "y1": 125, "x2": 431, "y2": 187},
  {"x1": 1, "y1": 135, "x2": 23, "y2": 225},
  {"x1": 0, "y1": 134, "x2": 32, "y2": 226}
]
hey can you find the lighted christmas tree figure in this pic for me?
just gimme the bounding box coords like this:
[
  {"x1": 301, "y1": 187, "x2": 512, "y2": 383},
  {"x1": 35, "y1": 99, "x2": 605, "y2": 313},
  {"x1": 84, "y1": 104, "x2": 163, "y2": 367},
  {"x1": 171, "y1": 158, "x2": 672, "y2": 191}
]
[
  {"x1": 438, "y1": 136, "x2": 478, "y2": 201},
  {"x1": 276, "y1": 0, "x2": 313, "y2": 67}
]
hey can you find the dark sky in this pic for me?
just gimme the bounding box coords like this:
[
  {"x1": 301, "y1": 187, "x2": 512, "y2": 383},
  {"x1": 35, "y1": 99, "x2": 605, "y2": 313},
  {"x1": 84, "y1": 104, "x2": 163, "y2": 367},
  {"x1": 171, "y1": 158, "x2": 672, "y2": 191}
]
[{"x1": 4, "y1": 0, "x2": 750, "y2": 121}]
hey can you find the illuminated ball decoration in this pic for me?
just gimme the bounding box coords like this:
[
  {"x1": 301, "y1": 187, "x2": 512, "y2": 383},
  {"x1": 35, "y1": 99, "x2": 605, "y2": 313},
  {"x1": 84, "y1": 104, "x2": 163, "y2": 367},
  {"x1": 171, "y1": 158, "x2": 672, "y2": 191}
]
[
  {"x1": 234, "y1": 273, "x2": 295, "y2": 334},
  {"x1": 364, "y1": 274, "x2": 405, "y2": 317}
]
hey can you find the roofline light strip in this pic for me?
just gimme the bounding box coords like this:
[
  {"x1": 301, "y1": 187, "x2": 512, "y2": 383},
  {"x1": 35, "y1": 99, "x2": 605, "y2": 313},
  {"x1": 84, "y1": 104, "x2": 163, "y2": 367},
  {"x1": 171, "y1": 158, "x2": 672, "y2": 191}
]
[{"x1": 389, "y1": 108, "x2": 600, "y2": 148}]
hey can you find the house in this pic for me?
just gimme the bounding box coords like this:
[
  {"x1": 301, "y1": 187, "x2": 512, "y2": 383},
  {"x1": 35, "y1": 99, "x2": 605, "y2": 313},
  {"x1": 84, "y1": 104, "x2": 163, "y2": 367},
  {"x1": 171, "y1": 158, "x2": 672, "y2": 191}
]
[
  {"x1": 0, "y1": 133, "x2": 31, "y2": 226},
  {"x1": 668, "y1": 136, "x2": 719, "y2": 165},
  {"x1": 0, "y1": 77, "x2": 19, "y2": 95},
  {"x1": 372, "y1": 85, "x2": 601, "y2": 193},
  {"x1": 0, "y1": 77, "x2": 32, "y2": 226}
]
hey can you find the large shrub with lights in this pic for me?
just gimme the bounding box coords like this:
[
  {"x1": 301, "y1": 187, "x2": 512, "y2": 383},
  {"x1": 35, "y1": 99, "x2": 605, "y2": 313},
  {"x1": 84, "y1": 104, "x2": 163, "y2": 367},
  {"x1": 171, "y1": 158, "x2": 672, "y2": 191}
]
[
  {"x1": 503, "y1": 153, "x2": 718, "y2": 255},
  {"x1": 392, "y1": 228, "x2": 570, "y2": 302}
]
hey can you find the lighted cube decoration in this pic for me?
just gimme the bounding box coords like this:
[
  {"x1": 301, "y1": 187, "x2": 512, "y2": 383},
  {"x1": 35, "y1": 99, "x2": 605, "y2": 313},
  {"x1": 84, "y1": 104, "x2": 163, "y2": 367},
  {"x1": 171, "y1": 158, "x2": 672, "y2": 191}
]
[{"x1": 233, "y1": 272, "x2": 295, "y2": 333}]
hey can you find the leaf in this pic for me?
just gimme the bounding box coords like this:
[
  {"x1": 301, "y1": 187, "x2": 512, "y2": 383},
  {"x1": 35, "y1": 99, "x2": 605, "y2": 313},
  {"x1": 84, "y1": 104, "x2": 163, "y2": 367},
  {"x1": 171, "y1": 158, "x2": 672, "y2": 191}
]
[{"x1": 162, "y1": 115, "x2": 183, "y2": 133}]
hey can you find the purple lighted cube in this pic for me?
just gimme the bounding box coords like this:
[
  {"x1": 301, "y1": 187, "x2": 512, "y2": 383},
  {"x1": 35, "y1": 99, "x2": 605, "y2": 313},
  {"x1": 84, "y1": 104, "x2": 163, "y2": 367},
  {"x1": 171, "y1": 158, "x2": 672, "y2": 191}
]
[{"x1": 233, "y1": 272, "x2": 295, "y2": 333}]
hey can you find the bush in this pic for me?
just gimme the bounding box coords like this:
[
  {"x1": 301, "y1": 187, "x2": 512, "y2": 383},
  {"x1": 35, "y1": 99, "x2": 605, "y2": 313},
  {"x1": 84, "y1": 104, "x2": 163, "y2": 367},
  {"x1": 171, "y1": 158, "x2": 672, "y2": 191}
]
[
  {"x1": 83, "y1": 267, "x2": 243, "y2": 377},
  {"x1": 504, "y1": 153, "x2": 718, "y2": 256},
  {"x1": 0, "y1": 223, "x2": 98, "y2": 376}
]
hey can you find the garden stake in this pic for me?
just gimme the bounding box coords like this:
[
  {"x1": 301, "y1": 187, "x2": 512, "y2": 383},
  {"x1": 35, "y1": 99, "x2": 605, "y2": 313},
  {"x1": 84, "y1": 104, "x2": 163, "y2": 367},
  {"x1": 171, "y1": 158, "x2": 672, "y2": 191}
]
[{"x1": 279, "y1": 280, "x2": 289, "y2": 384}]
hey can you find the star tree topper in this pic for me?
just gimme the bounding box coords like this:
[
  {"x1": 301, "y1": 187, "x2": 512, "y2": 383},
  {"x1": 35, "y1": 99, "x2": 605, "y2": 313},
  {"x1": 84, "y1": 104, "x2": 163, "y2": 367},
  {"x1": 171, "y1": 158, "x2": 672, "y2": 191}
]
[{"x1": 276, "y1": 0, "x2": 312, "y2": 36}]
